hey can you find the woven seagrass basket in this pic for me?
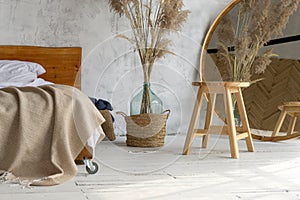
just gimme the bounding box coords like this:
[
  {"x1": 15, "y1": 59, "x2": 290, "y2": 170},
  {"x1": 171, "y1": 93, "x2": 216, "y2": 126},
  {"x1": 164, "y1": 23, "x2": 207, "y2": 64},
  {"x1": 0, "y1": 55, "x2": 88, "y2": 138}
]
[
  {"x1": 99, "y1": 110, "x2": 115, "y2": 141},
  {"x1": 117, "y1": 110, "x2": 170, "y2": 147}
]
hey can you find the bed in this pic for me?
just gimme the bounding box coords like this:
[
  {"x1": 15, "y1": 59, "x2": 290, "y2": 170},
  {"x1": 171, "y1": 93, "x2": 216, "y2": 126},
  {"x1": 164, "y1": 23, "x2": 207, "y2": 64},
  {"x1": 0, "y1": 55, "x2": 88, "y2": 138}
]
[{"x1": 0, "y1": 45, "x2": 105, "y2": 186}]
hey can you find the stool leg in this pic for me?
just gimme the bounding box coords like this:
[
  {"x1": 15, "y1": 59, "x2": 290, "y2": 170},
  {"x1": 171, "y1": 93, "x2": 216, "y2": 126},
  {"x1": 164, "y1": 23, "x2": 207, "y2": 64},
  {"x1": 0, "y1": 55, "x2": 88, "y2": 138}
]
[
  {"x1": 224, "y1": 88, "x2": 239, "y2": 159},
  {"x1": 183, "y1": 86, "x2": 205, "y2": 155},
  {"x1": 287, "y1": 116, "x2": 297, "y2": 136},
  {"x1": 272, "y1": 110, "x2": 287, "y2": 137},
  {"x1": 236, "y1": 88, "x2": 254, "y2": 152},
  {"x1": 202, "y1": 93, "x2": 216, "y2": 148}
]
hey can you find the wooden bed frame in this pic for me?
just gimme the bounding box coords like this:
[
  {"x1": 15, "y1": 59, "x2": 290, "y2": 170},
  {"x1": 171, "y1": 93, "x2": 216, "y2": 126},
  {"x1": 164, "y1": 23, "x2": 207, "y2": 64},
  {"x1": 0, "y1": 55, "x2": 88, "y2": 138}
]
[
  {"x1": 0, "y1": 45, "x2": 91, "y2": 162},
  {"x1": 0, "y1": 45, "x2": 81, "y2": 88}
]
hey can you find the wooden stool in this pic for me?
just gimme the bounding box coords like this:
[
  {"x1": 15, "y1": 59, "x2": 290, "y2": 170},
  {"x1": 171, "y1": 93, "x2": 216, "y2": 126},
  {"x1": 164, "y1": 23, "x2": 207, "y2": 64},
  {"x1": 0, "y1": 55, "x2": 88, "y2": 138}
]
[
  {"x1": 182, "y1": 81, "x2": 254, "y2": 158},
  {"x1": 272, "y1": 102, "x2": 300, "y2": 137}
]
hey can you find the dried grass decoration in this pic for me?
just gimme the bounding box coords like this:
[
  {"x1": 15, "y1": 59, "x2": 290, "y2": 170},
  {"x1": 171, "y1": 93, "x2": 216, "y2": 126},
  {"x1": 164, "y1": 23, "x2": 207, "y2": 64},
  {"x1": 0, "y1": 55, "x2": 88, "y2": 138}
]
[
  {"x1": 108, "y1": 0, "x2": 189, "y2": 147},
  {"x1": 215, "y1": 0, "x2": 299, "y2": 108},
  {"x1": 217, "y1": 0, "x2": 299, "y2": 83}
]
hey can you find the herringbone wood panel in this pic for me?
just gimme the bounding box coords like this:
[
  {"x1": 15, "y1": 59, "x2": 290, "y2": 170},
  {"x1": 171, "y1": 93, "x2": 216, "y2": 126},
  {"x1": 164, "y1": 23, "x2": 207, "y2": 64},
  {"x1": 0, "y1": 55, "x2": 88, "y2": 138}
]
[{"x1": 243, "y1": 58, "x2": 300, "y2": 131}]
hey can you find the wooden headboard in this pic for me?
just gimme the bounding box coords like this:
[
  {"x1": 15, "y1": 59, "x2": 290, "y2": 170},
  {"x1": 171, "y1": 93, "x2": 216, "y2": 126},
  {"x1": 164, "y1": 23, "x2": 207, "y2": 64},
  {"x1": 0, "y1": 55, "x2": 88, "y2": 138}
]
[{"x1": 0, "y1": 46, "x2": 81, "y2": 89}]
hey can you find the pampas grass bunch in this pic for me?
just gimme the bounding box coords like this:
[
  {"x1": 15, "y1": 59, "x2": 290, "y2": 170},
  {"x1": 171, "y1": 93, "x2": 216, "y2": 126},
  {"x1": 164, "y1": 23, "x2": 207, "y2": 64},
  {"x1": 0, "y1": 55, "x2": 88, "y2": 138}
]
[
  {"x1": 108, "y1": 0, "x2": 189, "y2": 114},
  {"x1": 217, "y1": 0, "x2": 299, "y2": 82}
]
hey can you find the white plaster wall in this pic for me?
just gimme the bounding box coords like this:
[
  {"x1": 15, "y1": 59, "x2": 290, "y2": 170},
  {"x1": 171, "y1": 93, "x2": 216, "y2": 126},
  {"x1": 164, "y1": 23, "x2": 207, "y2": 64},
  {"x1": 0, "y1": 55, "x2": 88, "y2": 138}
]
[{"x1": 0, "y1": 0, "x2": 231, "y2": 135}]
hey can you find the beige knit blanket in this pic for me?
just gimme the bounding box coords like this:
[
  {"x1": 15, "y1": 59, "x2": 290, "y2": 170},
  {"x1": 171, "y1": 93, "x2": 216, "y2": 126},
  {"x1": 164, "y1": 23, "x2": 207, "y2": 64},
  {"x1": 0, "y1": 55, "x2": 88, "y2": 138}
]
[{"x1": 0, "y1": 84, "x2": 105, "y2": 186}]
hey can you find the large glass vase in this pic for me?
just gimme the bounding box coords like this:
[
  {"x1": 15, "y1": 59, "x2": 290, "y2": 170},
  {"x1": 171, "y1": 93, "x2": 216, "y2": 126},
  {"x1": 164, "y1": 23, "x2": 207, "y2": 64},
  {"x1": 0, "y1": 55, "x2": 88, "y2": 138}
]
[{"x1": 130, "y1": 82, "x2": 163, "y2": 115}]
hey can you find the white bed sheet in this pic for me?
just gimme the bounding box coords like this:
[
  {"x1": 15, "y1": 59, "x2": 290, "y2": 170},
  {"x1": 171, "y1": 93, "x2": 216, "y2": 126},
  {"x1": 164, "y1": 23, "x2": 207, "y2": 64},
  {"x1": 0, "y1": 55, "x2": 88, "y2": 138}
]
[{"x1": 0, "y1": 78, "x2": 53, "y2": 89}]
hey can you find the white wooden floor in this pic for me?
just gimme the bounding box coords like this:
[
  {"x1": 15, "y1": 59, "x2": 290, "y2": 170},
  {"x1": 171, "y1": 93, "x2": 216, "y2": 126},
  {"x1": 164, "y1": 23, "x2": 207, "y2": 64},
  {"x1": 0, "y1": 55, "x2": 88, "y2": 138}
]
[{"x1": 1, "y1": 133, "x2": 300, "y2": 200}]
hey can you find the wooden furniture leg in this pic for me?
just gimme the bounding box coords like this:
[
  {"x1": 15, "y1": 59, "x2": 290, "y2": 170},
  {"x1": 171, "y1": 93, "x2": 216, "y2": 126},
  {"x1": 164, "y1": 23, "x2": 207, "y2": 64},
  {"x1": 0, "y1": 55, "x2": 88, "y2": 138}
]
[
  {"x1": 224, "y1": 88, "x2": 239, "y2": 158},
  {"x1": 287, "y1": 116, "x2": 297, "y2": 135},
  {"x1": 236, "y1": 88, "x2": 254, "y2": 152},
  {"x1": 272, "y1": 110, "x2": 287, "y2": 137},
  {"x1": 202, "y1": 93, "x2": 216, "y2": 148},
  {"x1": 182, "y1": 86, "x2": 205, "y2": 155}
]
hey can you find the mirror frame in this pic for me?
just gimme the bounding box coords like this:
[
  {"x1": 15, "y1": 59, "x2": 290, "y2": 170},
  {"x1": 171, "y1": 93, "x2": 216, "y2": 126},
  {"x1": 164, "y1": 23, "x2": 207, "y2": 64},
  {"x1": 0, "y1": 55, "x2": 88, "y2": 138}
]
[{"x1": 199, "y1": 0, "x2": 240, "y2": 82}]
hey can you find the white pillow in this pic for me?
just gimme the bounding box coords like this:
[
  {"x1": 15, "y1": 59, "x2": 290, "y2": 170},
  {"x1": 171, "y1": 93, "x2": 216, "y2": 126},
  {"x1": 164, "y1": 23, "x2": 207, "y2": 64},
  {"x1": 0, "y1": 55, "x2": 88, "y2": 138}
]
[{"x1": 0, "y1": 60, "x2": 46, "y2": 83}]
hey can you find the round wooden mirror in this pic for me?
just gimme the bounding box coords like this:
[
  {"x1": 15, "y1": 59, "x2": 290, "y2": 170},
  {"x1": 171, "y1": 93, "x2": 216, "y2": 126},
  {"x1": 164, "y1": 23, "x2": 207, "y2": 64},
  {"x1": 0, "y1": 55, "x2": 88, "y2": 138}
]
[{"x1": 200, "y1": 0, "x2": 300, "y2": 132}]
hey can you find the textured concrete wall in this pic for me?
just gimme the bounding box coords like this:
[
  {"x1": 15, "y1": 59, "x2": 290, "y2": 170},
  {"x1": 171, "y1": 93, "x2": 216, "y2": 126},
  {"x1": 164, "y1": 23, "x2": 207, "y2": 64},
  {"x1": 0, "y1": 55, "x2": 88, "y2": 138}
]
[{"x1": 0, "y1": 0, "x2": 232, "y2": 135}]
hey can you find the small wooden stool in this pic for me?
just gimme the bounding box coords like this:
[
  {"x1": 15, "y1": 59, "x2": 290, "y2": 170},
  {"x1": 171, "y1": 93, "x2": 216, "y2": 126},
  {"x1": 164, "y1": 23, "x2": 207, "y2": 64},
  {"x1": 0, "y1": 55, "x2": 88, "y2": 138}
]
[
  {"x1": 272, "y1": 102, "x2": 300, "y2": 137},
  {"x1": 182, "y1": 81, "x2": 254, "y2": 158}
]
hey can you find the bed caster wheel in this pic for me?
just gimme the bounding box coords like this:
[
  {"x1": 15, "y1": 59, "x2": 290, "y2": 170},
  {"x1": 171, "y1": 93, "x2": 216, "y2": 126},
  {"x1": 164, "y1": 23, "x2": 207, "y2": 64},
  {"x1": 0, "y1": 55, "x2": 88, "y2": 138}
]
[
  {"x1": 84, "y1": 159, "x2": 99, "y2": 174},
  {"x1": 86, "y1": 161, "x2": 98, "y2": 174}
]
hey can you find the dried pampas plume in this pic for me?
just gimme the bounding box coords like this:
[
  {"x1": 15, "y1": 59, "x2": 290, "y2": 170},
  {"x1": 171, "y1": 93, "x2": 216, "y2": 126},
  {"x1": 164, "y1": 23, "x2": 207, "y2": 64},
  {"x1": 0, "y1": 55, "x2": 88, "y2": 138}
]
[
  {"x1": 217, "y1": 0, "x2": 299, "y2": 82},
  {"x1": 108, "y1": 0, "x2": 190, "y2": 83}
]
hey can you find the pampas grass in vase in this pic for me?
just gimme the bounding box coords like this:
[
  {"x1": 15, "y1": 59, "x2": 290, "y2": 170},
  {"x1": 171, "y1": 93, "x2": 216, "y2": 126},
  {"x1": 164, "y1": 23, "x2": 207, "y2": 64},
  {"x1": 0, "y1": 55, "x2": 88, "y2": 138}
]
[{"x1": 108, "y1": 0, "x2": 190, "y2": 115}]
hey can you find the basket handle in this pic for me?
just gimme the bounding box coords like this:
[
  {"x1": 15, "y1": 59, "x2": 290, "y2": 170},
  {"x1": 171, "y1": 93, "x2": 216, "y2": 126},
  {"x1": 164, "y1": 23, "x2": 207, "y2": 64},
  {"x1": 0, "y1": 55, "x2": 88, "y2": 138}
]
[
  {"x1": 116, "y1": 111, "x2": 128, "y2": 117},
  {"x1": 162, "y1": 109, "x2": 171, "y2": 118}
]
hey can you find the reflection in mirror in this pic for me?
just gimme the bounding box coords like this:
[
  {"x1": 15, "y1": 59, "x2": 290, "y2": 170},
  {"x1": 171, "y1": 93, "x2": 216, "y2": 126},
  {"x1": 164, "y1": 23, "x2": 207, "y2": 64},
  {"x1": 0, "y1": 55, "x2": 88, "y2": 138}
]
[{"x1": 202, "y1": 0, "x2": 300, "y2": 131}]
